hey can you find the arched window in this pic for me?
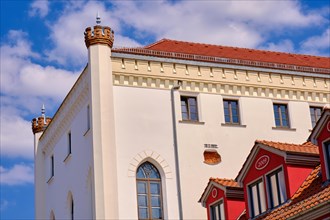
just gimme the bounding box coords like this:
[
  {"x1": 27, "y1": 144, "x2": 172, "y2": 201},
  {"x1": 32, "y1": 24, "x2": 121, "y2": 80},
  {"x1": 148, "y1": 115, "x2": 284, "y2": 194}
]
[
  {"x1": 68, "y1": 192, "x2": 74, "y2": 220},
  {"x1": 50, "y1": 210, "x2": 55, "y2": 220},
  {"x1": 136, "y1": 162, "x2": 163, "y2": 220}
]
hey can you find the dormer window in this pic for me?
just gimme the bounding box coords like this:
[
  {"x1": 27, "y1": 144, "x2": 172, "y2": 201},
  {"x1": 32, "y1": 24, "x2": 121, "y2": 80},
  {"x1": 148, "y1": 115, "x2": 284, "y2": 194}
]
[
  {"x1": 248, "y1": 179, "x2": 266, "y2": 217},
  {"x1": 266, "y1": 168, "x2": 286, "y2": 208},
  {"x1": 324, "y1": 140, "x2": 330, "y2": 180},
  {"x1": 210, "y1": 200, "x2": 225, "y2": 220}
]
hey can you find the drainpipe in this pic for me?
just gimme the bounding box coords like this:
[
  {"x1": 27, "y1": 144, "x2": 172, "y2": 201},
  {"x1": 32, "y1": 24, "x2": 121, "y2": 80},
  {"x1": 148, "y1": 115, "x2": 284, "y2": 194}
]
[{"x1": 171, "y1": 81, "x2": 183, "y2": 220}]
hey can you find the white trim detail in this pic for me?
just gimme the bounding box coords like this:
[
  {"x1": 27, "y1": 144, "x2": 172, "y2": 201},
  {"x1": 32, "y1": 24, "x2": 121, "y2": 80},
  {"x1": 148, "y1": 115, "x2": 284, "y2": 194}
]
[{"x1": 127, "y1": 150, "x2": 172, "y2": 179}]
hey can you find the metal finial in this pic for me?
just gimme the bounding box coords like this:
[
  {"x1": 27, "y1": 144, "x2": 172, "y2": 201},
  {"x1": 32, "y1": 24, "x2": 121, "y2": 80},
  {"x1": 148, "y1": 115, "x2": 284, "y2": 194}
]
[
  {"x1": 96, "y1": 12, "x2": 101, "y2": 24},
  {"x1": 41, "y1": 104, "x2": 46, "y2": 124}
]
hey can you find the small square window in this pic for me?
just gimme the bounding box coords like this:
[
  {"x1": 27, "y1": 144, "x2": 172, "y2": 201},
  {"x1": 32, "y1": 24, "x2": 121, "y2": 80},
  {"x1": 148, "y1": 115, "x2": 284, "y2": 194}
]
[
  {"x1": 273, "y1": 104, "x2": 290, "y2": 127},
  {"x1": 309, "y1": 106, "x2": 322, "y2": 128},
  {"x1": 223, "y1": 100, "x2": 240, "y2": 124},
  {"x1": 180, "y1": 96, "x2": 199, "y2": 121}
]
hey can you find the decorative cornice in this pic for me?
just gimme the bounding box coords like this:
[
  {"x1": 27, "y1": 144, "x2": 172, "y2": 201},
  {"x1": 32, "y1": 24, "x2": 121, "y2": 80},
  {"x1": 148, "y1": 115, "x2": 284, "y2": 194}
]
[
  {"x1": 113, "y1": 48, "x2": 330, "y2": 74},
  {"x1": 40, "y1": 69, "x2": 89, "y2": 155}
]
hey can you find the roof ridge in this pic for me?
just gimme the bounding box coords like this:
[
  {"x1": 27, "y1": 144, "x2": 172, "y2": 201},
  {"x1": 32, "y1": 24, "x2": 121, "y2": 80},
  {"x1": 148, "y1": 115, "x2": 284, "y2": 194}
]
[
  {"x1": 256, "y1": 140, "x2": 318, "y2": 148},
  {"x1": 144, "y1": 38, "x2": 168, "y2": 49}
]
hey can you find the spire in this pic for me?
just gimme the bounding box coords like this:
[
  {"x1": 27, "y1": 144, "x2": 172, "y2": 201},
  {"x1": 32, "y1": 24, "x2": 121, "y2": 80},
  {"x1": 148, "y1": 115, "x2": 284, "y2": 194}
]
[
  {"x1": 96, "y1": 12, "x2": 101, "y2": 24},
  {"x1": 31, "y1": 104, "x2": 52, "y2": 134},
  {"x1": 41, "y1": 104, "x2": 46, "y2": 124}
]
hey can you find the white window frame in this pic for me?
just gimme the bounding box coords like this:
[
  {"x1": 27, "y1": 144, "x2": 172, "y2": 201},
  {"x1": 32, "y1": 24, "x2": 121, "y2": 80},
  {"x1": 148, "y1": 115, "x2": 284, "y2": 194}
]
[
  {"x1": 223, "y1": 99, "x2": 241, "y2": 125},
  {"x1": 210, "y1": 199, "x2": 225, "y2": 220},
  {"x1": 265, "y1": 166, "x2": 287, "y2": 208},
  {"x1": 247, "y1": 177, "x2": 266, "y2": 218},
  {"x1": 179, "y1": 92, "x2": 203, "y2": 123}
]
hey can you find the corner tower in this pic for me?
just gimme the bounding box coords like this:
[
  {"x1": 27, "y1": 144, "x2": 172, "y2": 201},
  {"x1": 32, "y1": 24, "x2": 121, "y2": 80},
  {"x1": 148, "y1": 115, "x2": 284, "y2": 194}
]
[
  {"x1": 84, "y1": 15, "x2": 119, "y2": 219},
  {"x1": 32, "y1": 105, "x2": 51, "y2": 219}
]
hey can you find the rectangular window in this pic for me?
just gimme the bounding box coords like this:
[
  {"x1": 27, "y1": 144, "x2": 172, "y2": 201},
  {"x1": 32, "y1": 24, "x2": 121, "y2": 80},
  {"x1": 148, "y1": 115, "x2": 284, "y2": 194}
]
[
  {"x1": 181, "y1": 96, "x2": 199, "y2": 121},
  {"x1": 223, "y1": 100, "x2": 240, "y2": 124},
  {"x1": 50, "y1": 155, "x2": 54, "y2": 178},
  {"x1": 68, "y1": 131, "x2": 72, "y2": 155},
  {"x1": 324, "y1": 141, "x2": 330, "y2": 180},
  {"x1": 267, "y1": 168, "x2": 286, "y2": 208},
  {"x1": 210, "y1": 201, "x2": 225, "y2": 220},
  {"x1": 87, "y1": 105, "x2": 90, "y2": 131},
  {"x1": 248, "y1": 179, "x2": 266, "y2": 217},
  {"x1": 273, "y1": 104, "x2": 290, "y2": 127},
  {"x1": 310, "y1": 106, "x2": 322, "y2": 128}
]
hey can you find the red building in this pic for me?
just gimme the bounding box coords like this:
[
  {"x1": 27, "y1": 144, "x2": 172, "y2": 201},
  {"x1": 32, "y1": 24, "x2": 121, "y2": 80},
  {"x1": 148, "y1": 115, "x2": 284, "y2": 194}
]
[{"x1": 199, "y1": 109, "x2": 330, "y2": 219}]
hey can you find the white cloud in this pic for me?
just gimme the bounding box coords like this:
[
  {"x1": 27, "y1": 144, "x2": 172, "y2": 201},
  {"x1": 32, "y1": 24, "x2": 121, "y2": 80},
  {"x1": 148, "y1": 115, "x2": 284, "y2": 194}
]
[
  {"x1": 29, "y1": 0, "x2": 49, "y2": 18},
  {"x1": 110, "y1": 1, "x2": 325, "y2": 49},
  {"x1": 0, "y1": 30, "x2": 79, "y2": 159},
  {"x1": 0, "y1": 112, "x2": 33, "y2": 159},
  {"x1": 300, "y1": 28, "x2": 330, "y2": 56},
  {"x1": 261, "y1": 40, "x2": 295, "y2": 53},
  {"x1": 0, "y1": 164, "x2": 34, "y2": 185}
]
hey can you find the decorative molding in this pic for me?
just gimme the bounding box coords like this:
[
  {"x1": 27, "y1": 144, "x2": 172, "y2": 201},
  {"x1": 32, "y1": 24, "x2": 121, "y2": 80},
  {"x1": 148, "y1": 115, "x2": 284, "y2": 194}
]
[
  {"x1": 127, "y1": 150, "x2": 172, "y2": 179},
  {"x1": 40, "y1": 69, "x2": 90, "y2": 156},
  {"x1": 111, "y1": 57, "x2": 330, "y2": 104}
]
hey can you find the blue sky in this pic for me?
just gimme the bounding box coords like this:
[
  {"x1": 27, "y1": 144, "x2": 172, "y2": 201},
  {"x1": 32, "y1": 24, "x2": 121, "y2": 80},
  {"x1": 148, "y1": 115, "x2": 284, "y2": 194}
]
[{"x1": 0, "y1": 0, "x2": 329, "y2": 219}]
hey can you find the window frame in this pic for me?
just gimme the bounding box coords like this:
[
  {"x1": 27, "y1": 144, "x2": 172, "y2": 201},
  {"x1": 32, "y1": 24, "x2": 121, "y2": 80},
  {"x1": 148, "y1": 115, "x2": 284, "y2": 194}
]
[
  {"x1": 136, "y1": 162, "x2": 164, "y2": 220},
  {"x1": 223, "y1": 99, "x2": 240, "y2": 124},
  {"x1": 309, "y1": 106, "x2": 322, "y2": 128},
  {"x1": 180, "y1": 96, "x2": 199, "y2": 122},
  {"x1": 273, "y1": 103, "x2": 290, "y2": 128},
  {"x1": 323, "y1": 139, "x2": 330, "y2": 180},
  {"x1": 265, "y1": 167, "x2": 287, "y2": 209},
  {"x1": 210, "y1": 199, "x2": 225, "y2": 220},
  {"x1": 247, "y1": 178, "x2": 266, "y2": 218}
]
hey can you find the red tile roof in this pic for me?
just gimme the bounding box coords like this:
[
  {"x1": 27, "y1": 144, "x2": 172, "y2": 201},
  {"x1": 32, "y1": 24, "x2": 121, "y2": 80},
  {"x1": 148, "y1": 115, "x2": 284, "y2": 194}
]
[
  {"x1": 256, "y1": 140, "x2": 319, "y2": 155},
  {"x1": 209, "y1": 178, "x2": 241, "y2": 188},
  {"x1": 113, "y1": 39, "x2": 330, "y2": 74},
  {"x1": 257, "y1": 165, "x2": 330, "y2": 219},
  {"x1": 145, "y1": 39, "x2": 330, "y2": 69}
]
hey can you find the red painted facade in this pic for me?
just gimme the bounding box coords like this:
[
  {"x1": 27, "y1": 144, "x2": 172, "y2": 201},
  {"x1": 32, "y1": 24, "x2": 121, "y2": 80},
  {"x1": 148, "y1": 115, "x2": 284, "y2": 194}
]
[
  {"x1": 316, "y1": 117, "x2": 330, "y2": 182},
  {"x1": 286, "y1": 165, "x2": 314, "y2": 197}
]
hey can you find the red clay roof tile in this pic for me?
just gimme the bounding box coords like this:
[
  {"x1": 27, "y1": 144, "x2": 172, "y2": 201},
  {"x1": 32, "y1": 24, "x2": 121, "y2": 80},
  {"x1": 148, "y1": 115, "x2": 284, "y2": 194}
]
[
  {"x1": 256, "y1": 140, "x2": 319, "y2": 155},
  {"x1": 258, "y1": 165, "x2": 330, "y2": 219},
  {"x1": 144, "y1": 39, "x2": 330, "y2": 69}
]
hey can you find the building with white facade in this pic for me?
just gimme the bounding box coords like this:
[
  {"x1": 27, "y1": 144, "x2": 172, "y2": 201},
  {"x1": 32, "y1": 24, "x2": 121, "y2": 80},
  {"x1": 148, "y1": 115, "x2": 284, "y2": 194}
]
[{"x1": 32, "y1": 19, "x2": 330, "y2": 220}]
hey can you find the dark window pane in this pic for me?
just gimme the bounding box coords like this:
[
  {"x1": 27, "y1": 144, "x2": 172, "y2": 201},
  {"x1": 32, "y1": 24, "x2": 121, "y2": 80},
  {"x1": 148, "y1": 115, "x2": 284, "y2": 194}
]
[
  {"x1": 138, "y1": 195, "x2": 148, "y2": 206},
  {"x1": 150, "y1": 183, "x2": 160, "y2": 195},
  {"x1": 225, "y1": 115, "x2": 230, "y2": 123},
  {"x1": 137, "y1": 182, "x2": 147, "y2": 194},
  {"x1": 224, "y1": 101, "x2": 228, "y2": 108},
  {"x1": 151, "y1": 196, "x2": 161, "y2": 207},
  {"x1": 233, "y1": 116, "x2": 239, "y2": 123},
  {"x1": 188, "y1": 97, "x2": 196, "y2": 105},
  {"x1": 152, "y1": 208, "x2": 162, "y2": 219},
  {"x1": 139, "y1": 208, "x2": 148, "y2": 219}
]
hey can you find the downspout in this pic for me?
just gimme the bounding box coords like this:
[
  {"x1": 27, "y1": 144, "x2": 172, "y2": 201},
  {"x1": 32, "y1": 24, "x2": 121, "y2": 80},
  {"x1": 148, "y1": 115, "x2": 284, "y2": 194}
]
[{"x1": 171, "y1": 81, "x2": 183, "y2": 220}]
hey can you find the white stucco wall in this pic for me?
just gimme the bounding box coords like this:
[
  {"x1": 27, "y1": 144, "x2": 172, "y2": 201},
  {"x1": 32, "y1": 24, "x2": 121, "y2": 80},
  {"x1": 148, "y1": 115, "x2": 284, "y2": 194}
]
[
  {"x1": 112, "y1": 85, "x2": 321, "y2": 219},
  {"x1": 41, "y1": 101, "x2": 93, "y2": 220}
]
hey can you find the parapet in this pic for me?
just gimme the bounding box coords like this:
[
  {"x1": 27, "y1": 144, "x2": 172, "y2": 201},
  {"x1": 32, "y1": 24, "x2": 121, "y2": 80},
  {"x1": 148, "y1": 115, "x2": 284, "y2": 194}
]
[
  {"x1": 32, "y1": 116, "x2": 52, "y2": 134},
  {"x1": 84, "y1": 25, "x2": 114, "y2": 48}
]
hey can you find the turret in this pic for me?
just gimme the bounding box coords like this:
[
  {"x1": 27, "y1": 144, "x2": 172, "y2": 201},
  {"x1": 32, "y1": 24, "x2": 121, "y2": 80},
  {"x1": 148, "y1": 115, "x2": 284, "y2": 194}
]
[
  {"x1": 84, "y1": 13, "x2": 114, "y2": 49},
  {"x1": 84, "y1": 14, "x2": 119, "y2": 219},
  {"x1": 32, "y1": 104, "x2": 52, "y2": 134}
]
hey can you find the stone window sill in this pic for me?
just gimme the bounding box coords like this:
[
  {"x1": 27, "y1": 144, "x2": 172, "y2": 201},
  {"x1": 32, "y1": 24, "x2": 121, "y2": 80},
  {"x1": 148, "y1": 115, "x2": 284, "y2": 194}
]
[
  {"x1": 221, "y1": 123, "x2": 247, "y2": 128},
  {"x1": 47, "y1": 176, "x2": 54, "y2": 184},
  {"x1": 63, "y1": 153, "x2": 72, "y2": 163},
  {"x1": 179, "y1": 120, "x2": 205, "y2": 125},
  {"x1": 272, "y1": 127, "x2": 296, "y2": 131}
]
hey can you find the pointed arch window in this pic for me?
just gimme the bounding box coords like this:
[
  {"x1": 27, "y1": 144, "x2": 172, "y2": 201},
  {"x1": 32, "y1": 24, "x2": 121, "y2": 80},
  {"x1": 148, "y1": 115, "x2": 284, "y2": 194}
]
[{"x1": 136, "y1": 162, "x2": 163, "y2": 220}]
